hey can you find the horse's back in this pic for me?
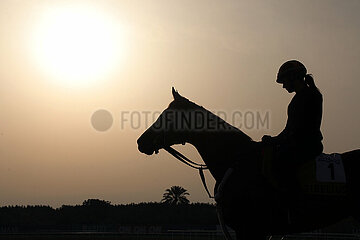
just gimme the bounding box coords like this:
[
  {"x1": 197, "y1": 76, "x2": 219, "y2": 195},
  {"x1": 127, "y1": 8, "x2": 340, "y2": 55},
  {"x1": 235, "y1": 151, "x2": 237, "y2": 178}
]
[
  {"x1": 339, "y1": 149, "x2": 360, "y2": 219},
  {"x1": 341, "y1": 149, "x2": 360, "y2": 183},
  {"x1": 342, "y1": 149, "x2": 360, "y2": 164}
]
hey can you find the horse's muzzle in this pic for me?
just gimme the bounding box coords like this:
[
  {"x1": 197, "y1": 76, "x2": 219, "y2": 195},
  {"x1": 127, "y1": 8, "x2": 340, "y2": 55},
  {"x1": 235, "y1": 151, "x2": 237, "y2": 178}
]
[
  {"x1": 137, "y1": 137, "x2": 155, "y2": 155},
  {"x1": 138, "y1": 144, "x2": 155, "y2": 155},
  {"x1": 137, "y1": 130, "x2": 163, "y2": 155}
]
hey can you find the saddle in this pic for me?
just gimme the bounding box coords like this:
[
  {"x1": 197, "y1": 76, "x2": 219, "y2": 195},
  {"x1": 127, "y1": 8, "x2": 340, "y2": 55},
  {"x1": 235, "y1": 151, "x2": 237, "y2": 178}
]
[{"x1": 261, "y1": 146, "x2": 347, "y2": 197}]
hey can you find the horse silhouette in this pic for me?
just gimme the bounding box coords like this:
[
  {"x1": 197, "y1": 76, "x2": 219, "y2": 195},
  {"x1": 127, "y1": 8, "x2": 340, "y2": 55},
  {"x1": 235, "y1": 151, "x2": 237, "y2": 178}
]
[{"x1": 137, "y1": 87, "x2": 360, "y2": 240}]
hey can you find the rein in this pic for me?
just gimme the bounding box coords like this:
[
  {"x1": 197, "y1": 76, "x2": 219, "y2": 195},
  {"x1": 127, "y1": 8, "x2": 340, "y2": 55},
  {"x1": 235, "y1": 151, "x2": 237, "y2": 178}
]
[
  {"x1": 163, "y1": 145, "x2": 234, "y2": 240},
  {"x1": 163, "y1": 146, "x2": 214, "y2": 199}
]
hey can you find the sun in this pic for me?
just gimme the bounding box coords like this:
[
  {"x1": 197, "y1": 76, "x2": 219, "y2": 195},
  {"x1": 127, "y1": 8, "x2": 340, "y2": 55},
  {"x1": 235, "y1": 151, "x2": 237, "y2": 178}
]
[{"x1": 31, "y1": 5, "x2": 127, "y2": 88}]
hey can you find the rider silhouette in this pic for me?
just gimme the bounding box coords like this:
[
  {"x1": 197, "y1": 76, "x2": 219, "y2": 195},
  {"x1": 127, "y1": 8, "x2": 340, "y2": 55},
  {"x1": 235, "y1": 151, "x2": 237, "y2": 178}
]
[{"x1": 262, "y1": 60, "x2": 323, "y2": 192}]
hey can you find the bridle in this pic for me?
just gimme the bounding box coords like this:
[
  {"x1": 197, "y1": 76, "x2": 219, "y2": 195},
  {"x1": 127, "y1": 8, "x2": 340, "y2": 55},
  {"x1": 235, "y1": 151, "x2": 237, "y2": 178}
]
[{"x1": 153, "y1": 126, "x2": 213, "y2": 198}]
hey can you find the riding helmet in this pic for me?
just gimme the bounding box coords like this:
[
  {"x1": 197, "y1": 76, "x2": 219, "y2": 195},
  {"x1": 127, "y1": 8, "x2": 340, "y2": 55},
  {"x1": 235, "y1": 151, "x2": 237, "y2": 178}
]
[{"x1": 276, "y1": 60, "x2": 307, "y2": 83}]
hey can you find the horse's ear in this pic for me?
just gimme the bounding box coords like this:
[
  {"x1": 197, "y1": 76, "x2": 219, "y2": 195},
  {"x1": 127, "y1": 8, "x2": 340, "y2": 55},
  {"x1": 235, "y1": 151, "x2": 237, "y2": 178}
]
[{"x1": 172, "y1": 87, "x2": 182, "y2": 100}]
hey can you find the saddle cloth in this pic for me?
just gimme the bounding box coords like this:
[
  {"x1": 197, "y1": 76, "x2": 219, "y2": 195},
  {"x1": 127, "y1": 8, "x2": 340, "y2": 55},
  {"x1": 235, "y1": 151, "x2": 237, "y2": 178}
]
[
  {"x1": 298, "y1": 153, "x2": 347, "y2": 196},
  {"x1": 261, "y1": 148, "x2": 347, "y2": 196},
  {"x1": 315, "y1": 153, "x2": 346, "y2": 183}
]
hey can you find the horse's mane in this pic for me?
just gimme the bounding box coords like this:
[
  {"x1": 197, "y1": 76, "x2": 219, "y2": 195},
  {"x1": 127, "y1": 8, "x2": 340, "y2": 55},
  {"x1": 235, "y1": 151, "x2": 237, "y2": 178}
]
[{"x1": 168, "y1": 95, "x2": 253, "y2": 143}]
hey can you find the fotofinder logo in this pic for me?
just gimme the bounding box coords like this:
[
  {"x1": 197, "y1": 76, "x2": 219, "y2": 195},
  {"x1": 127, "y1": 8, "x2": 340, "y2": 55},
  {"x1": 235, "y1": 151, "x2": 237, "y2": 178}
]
[
  {"x1": 91, "y1": 109, "x2": 270, "y2": 132},
  {"x1": 91, "y1": 109, "x2": 114, "y2": 132}
]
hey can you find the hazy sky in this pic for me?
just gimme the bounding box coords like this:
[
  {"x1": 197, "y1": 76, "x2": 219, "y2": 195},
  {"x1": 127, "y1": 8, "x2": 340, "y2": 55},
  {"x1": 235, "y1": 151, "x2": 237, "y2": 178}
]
[{"x1": 0, "y1": 0, "x2": 359, "y2": 207}]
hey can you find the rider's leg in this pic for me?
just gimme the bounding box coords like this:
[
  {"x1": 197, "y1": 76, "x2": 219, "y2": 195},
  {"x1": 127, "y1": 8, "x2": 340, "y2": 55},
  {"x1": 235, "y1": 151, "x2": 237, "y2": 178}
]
[{"x1": 274, "y1": 144, "x2": 296, "y2": 190}]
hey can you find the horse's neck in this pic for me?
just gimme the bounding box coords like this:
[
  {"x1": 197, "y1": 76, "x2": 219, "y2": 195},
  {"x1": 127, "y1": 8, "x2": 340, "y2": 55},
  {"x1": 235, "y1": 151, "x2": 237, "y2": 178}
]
[
  {"x1": 187, "y1": 131, "x2": 254, "y2": 181},
  {"x1": 179, "y1": 103, "x2": 254, "y2": 180}
]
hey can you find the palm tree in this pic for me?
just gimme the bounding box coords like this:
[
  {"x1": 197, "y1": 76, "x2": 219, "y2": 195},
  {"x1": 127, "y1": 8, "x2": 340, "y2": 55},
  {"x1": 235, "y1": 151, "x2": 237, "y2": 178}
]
[{"x1": 161, "y1": 186, "x2": 190, "y2": 205}]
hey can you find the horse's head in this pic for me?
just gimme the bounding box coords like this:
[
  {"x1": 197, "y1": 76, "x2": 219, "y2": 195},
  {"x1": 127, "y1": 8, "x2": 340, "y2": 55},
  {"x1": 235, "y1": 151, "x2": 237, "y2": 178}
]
[
  {"x1": 137, "y1": 87, "x2": 255, "y2": 184},
  {"x1": 137, "y1": 87, "x2": 194, "y2": 155}
]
